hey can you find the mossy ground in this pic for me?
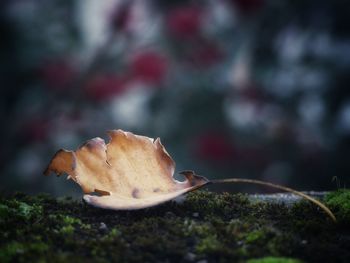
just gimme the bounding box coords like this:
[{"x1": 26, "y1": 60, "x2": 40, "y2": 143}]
[{"x1": 0, "y1": 190, "x2": 349, "y2": 263}]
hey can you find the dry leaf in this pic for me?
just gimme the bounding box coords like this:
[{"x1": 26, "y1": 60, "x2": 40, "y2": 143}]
[
  {"x1": 44, "y1": 129, "x2": 209, "y2": 210},
  {"x1": 44, "y1": 129, "x2": 336, "y2": 222}
]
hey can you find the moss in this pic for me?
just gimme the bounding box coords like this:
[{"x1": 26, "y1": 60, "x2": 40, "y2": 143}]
[
  {"x1": 0, "y1": 190, "x2": 349, "y2": 262},
  {"x1": 0, "y1": 204, "x2": 9, "y2": 218},
  {"x1": 245, "y1": 229, "x2": 269, "y2": 244},
  {"x1": 62, "y1": 215, "x2": 82, "y2": 225},
  {"x1": 101, "y1": 228, "x2": 121, "y2": 242},
  {"x1": 0, "y1": 200, "x2": 43, "y2": 221},
  {"x1": 60, "y1": 225, "x2": 75, "y2": 235},
  {"x1": 195, "y1": 235, "x2": 222, "y2": 254},
  {"x1": 325, "y1": 189, "x2": 350, "y2": 223},
  {"x1": 0, "y1": 242, "x2": 24, "y2": 262},
  {"x1": 247, "y1": 257, "x2": 303, "y2": 263},
  {"x1": 0, "y1": 241, "x2": 48, "y2": 263}
]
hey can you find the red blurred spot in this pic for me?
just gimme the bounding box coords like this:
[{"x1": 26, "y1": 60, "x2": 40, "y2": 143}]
[
  {"x1": 40, "y1": 59, "x2": 76, "y2": 90},
  {"x1": 194, "y1": 131, "x2": 270, "y2": 168},
  {"x1": 195, "y1": 132, "x2": 235, "y2": 162},
  {"x1": 131, "y1": 52, "x2": 168, "y2": 84},
  {"x1": 167, "y1": 6, "x2": 203, "y2": 40},
  {"x1": 188, "y1": 41, "x2": 224, "y2": 67},
  {"x1": 85, "y1": 74, "x2": 127, "y2": 101}
]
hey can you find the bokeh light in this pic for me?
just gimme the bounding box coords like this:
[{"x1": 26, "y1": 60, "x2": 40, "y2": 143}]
[{"x1": 1, "y1": 0, "x2": 349, "y2": 196}]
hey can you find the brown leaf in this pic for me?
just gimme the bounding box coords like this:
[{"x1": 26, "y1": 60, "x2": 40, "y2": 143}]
[{"x1": 44, "y1": 129, "x2": 209, "y2": 210}]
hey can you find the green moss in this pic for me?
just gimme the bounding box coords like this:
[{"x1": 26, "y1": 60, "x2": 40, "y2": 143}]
[
  {"x1": 101, "y1": 228, "x2": 121, "y2": 242},
  {"x1": 80, "y1": 223, "x2": 91, "y2": 230},
  {"x1": 325, "y1": 189, "x2": 350, "y2": 223},
  {"x1": 196, "y1": 235, "x2": 222, "y2": 254},
  {"x1": 0, "y1": 200, "x2": 42, "y2": 221},
  {"x1": 184, "y1": 191, "x2": 250, "y2": 217},
  {"x1": 247, "y1": 257, "x2": 303, "y2": 263},
  {"x1": 0, "y1": 241, "x2": 48, "y2": 263},
  {"x1": 0, "y1": 242, "x2": 24, "y2": 262},
  {"x1": 60, "y1": 225, "x2": 74, "y2": 235},
  {"x1": 62, "y1": 215, "x2": 82, "y2": 225},
  {"x1": 245, "y1": 230, "x2": 268, "y2": 244},
  {"x1": 0, "y1": 190, "x2": 348, "y2": 262},
  {"x1": 0, "y1": 204, "x2": 9, "y2": 218}
]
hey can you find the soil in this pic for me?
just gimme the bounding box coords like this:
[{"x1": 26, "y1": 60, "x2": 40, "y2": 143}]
[{"x1": 0, "y1": 190, "x2": 349, "y2": 263}]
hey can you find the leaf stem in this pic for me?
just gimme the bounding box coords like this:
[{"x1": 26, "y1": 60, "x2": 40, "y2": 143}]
[{"x1": 211, "y1": 178, "x2": 336, "y2": 222}]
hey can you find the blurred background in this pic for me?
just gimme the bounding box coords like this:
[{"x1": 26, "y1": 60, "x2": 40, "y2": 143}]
[{"x1": 0, "y1": 0, "x2": 349, "y2": 197}]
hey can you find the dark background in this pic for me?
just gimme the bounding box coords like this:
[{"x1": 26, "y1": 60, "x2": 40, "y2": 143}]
[{"x1": 0, "y1": 0, "x2": 349, "y2": 197}]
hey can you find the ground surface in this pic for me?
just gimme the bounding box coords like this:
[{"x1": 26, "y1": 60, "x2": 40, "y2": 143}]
[{"x1": 0, "y1": 190, "x2": 349, "y2": 263}]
